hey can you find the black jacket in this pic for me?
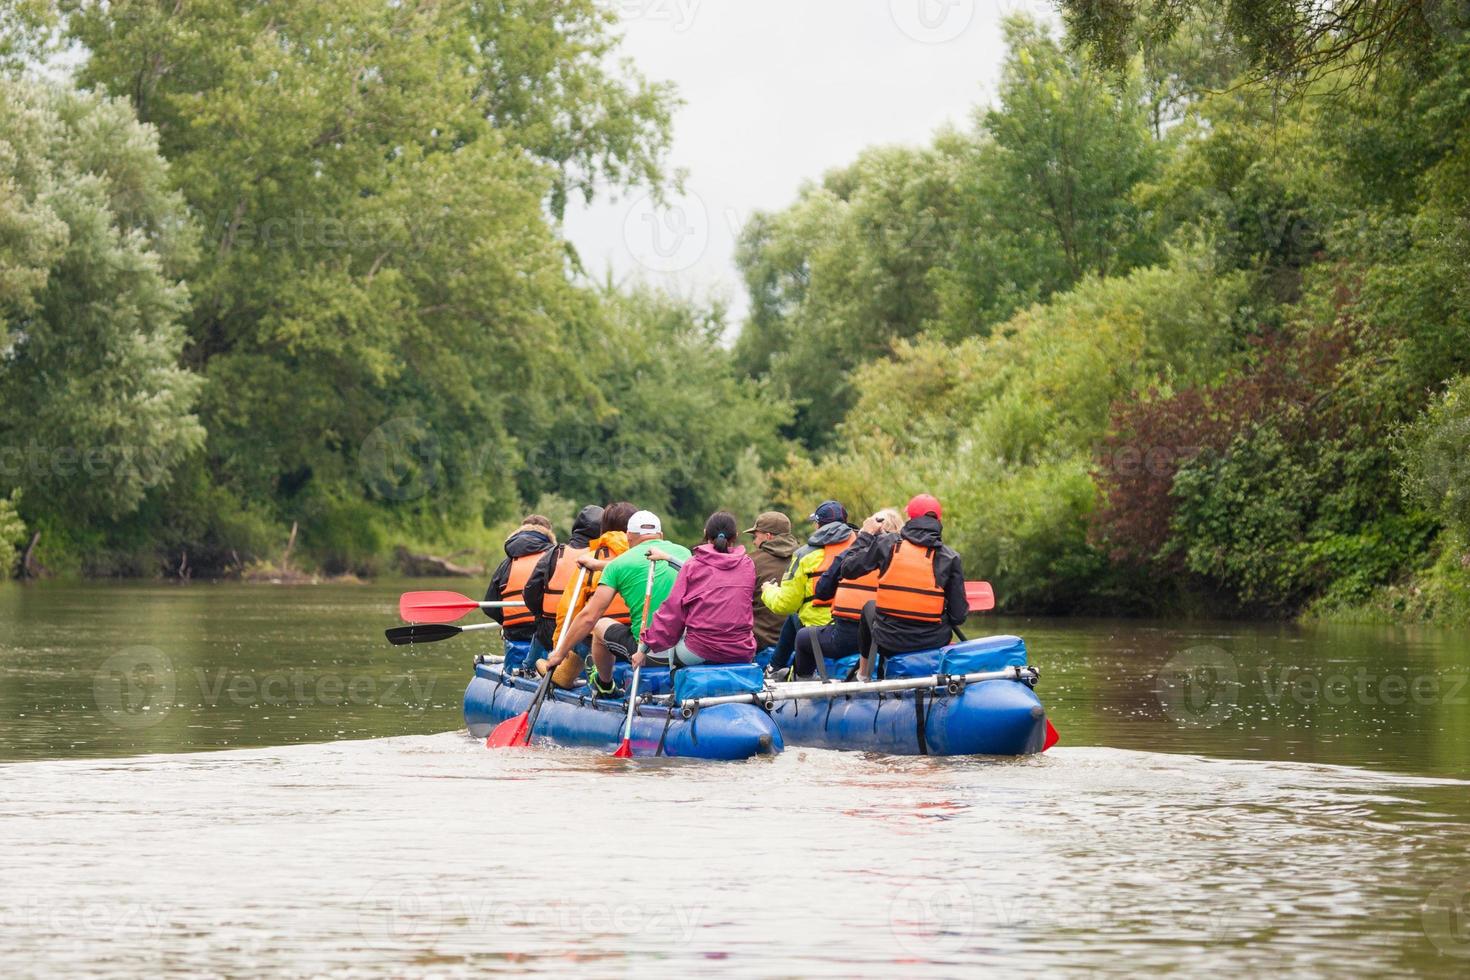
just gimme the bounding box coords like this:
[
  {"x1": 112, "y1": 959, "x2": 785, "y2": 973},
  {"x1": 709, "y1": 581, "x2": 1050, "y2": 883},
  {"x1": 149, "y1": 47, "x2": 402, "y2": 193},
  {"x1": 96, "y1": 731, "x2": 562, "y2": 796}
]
[
  {"x1": 522, "y1": 505, "x2": 602, "y2": 648},
  {"x1": 485, "y1": 527, "x2": 556, "y2": 641},
  {"x1": 837, "y1": 515, "x2": 967, "y2": 654}
]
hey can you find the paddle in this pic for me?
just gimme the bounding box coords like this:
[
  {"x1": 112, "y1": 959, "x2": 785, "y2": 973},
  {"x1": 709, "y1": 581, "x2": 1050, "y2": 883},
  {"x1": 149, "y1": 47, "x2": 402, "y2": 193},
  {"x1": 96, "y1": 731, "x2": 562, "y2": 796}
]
[
  {"x1": 400, "y1": 590, "x2": 524, "y2": 624},
  {"x1": 965, "y1": 580, "x2": 995, "y2": 611},
  {"x1": 486, "y1": 565, "x2": 589, "y2": 749},
  {"x1": 1044, "y1": 718, "x2": 1060, "y2": 752},
  {"x1": 613, "y1": 556, "x2": 660, "y2": 758},
  {"x1": 385, "y1": 621, "x2": 500, "y2": 646}
]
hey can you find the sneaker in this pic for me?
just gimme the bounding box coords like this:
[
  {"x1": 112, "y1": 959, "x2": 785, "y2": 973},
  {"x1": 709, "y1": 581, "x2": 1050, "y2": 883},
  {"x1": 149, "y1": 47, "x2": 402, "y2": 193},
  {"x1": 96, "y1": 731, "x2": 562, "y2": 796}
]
[{"x1": 586, "y1": 664, "x2": 624, "y2": 699}]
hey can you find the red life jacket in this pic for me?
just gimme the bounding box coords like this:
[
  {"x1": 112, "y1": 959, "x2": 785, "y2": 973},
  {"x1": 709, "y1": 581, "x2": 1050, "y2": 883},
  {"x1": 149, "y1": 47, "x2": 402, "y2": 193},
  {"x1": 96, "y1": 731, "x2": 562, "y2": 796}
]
[
  {"x1": 500, "y1": 552, "x2": 541, "y2": 629},
  {"x1": 874, "y1": 539, "x2": 945, "y2": 624}
]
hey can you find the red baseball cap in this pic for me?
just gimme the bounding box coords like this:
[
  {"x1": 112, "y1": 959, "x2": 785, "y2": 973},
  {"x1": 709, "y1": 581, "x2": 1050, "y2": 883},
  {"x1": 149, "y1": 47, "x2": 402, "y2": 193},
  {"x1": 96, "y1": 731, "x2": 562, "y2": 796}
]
[{"x1": 906, "y1": 494, "x2": 942, "y2": 520}]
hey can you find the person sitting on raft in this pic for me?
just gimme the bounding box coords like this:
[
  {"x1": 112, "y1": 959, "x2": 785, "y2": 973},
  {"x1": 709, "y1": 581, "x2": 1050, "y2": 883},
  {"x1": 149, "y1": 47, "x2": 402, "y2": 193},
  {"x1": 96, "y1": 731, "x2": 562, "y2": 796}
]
[
  {"x1": 537, "y1": 502, "x2": 637, "y2": 688},
  {"x1": 837, "y1": 494, "x2": 968, "y2": 682},
  {"x1": 638, "y1": 511, "x2": 758, "y2": 668},
  {"x1": 745, "y1": 511, "x2": 799, "y2": 660},
  {"x1": 760, "y1": 499, "x2": 855, "y2": 677},
  {"x1": 482, "y1": 515, "x2": 556, "y2": 646},
  {"x1": 793, "y1": 507, "x2": 903, "y2": 679},
  {"x1": 521, "y1": 504, "x2": 603, "y2": 665},
  {"x1": 542, "y1": 509, "x2": 691, "y2": 696}
]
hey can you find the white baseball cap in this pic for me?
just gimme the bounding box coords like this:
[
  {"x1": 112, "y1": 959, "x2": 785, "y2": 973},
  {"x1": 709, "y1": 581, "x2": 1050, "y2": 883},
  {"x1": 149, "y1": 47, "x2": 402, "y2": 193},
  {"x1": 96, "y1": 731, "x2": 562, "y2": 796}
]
[{"x1": 627, "y1": 510, "x2": 662, "y2": 536}]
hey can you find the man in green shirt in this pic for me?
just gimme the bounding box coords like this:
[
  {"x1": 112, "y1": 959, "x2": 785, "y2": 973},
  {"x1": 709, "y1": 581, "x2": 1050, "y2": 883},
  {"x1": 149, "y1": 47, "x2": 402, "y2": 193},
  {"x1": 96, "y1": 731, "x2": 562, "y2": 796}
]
[{"x1": 543, "y1": 509, "x2": 691, "y2": 696}]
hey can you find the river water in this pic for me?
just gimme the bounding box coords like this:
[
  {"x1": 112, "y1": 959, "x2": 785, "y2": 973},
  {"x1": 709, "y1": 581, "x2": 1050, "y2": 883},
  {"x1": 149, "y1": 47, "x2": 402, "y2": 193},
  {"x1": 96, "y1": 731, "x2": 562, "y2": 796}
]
[{"x1": 3, "y1": 581, "x2": 1469, "y2": 976}]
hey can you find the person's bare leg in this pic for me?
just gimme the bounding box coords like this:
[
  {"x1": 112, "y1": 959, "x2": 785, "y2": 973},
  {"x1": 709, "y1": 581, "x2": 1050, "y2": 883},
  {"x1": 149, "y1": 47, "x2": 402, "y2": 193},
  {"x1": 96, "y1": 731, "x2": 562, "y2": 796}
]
[{"x1": 590, "y1": 618, "x2": 616, "y2": 688}]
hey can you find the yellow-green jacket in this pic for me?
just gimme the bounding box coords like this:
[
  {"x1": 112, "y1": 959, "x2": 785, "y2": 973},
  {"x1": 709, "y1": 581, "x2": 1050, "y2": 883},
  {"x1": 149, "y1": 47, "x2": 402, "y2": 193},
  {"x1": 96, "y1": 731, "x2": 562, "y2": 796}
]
[{"x1": 759, "y1": 522, "x2": 856, "y2": 628}]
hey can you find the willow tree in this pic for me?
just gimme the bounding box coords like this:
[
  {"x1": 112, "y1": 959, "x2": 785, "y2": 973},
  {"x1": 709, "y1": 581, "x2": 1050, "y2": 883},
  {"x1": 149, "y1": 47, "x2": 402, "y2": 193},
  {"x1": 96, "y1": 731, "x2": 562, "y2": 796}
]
[{"x1": 0, "y1": 78, "x2": 202, "y2": 546}]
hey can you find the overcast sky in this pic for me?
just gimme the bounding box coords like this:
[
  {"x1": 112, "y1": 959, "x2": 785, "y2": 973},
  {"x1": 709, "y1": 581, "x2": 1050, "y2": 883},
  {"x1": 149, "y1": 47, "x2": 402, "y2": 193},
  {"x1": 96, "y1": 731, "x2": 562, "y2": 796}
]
[{"x1": 562, "y1": 0, "x2": 1059, "y2": 321}]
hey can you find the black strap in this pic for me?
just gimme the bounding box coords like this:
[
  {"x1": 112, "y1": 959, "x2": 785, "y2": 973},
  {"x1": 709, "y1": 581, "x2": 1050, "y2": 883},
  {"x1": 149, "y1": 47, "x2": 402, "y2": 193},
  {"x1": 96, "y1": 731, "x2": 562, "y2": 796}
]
[
  {"x1": 656, "y1": 708, "x2": 674, "y2": 757},
  {"x1": 809, "y1": 628, "x2": 830, "y2": 682},
  {"x1": 914, "y1": 688, "x2": 929, "y2": 755}
]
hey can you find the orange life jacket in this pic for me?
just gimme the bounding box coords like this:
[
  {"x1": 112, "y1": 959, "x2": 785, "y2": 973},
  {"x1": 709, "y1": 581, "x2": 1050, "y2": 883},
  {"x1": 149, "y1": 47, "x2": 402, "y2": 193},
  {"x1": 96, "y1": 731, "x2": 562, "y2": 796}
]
[
  {"x1": 541, "y1": 545, "x2": 589, "y2": 619},
  {"x1": 833, "y1": 568, "x2": 880, "y2": 621},
  {"x1": 874, "y1": 539, "x2": 946, "y2": 624},
  {"x1": 500, "y1": 551, "x2": 542, "y2": 629},
  {"x1": 597, "y1": 543, "x2": 633, "y2": 625},
  {"x1": 554, "y1": 534, "x2": 632, "y2": 635},
  {"x1": 805, "y1": 534, "x2": 855, "y2": 609}
]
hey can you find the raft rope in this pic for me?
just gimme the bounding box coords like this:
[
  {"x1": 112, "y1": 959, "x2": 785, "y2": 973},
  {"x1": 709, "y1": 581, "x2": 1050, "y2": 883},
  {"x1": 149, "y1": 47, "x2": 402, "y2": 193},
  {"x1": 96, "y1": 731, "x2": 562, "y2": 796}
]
[
  {"x1": 656, "y1": 708, "x2": 674, "y2": 757},
  {"x1": 913, "y1": 688, "x2": 929, "y2": 756}
]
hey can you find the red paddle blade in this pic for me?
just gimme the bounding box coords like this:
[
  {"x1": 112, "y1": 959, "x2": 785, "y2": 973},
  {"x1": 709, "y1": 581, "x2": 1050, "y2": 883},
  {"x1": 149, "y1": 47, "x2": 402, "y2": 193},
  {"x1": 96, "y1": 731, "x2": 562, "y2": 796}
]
[
  {"x1": 612, "y1": 739, "x2": 633, "y2": 758},
  {"x1": 400, "y1": 590, "x2": 478, "y2": 624},
  {"x1": 965, "y1": 581, "x2": 995, "y2": 611},
  {"x1": 1043, "y1": 718, "x2": 1060, "y2": 752},
  {"x1": 486, "y1": 713, "x2": 531, "y2": 749}
]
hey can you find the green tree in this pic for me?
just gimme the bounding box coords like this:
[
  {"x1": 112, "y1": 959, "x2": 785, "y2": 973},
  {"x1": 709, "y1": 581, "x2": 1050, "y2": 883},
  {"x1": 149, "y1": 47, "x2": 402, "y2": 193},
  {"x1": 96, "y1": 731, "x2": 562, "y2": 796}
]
[
  {"x1": 0, "y1": 78, "x2": 202, "y2": 535},
  {"x1": 65, "y1": 0, "x2": 679, "y2": 568},
  {"x1": 932, "y1": 15, "x2": 1162, "y2": 337},
  {"x1": 1060, "y1": 0, "x2": 1460, "y2": 84},
  {"x1": 534, "y1": 287, "x2": 792, "y2": 532}
]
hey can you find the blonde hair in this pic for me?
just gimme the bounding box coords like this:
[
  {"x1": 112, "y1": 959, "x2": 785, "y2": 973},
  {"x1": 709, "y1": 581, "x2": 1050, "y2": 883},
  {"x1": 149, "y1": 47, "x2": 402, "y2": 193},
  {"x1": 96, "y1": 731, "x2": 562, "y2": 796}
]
[{"x1": 873, "y1": 508, "x2": 903, "y2": 534}]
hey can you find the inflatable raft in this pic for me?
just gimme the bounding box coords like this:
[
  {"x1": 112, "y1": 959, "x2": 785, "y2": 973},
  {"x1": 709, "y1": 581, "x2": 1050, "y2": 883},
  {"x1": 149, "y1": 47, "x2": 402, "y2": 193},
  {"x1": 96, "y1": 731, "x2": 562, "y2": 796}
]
[
  {"x1": 463, "y1": 659, "x2": 784, "y2": 760},
  {"x1": 463, "y1": 634, "x2": 1049, "y2": 759}
]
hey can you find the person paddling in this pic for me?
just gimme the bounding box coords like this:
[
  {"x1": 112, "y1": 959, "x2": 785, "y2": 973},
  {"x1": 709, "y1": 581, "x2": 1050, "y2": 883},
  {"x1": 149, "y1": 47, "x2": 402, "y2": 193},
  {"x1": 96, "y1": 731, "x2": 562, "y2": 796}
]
[
  {"x1": 760, "y1": 499, "x2": 855, "y2": 678},
  {"x1": 837, "y1": 494, "x2": 968, "y2": 681},
  {"x1": 542, "y1": 509, "x2": 690, "y2": 696},
  {"x1": 795, "y1": 507, "x2": 902, "y2": 679},
  {"x1": 521, "y1": 504, "x2": 602, "y2": 667},
  {"x1": 537, "y1": 502, "x2": 636, "y2": 687},
  {"x1": 482, "y1": 515, "x2": 556, "y2": 644},
  {"x1": 640, "y1": 511, "x2": 758, "y2": 668}
]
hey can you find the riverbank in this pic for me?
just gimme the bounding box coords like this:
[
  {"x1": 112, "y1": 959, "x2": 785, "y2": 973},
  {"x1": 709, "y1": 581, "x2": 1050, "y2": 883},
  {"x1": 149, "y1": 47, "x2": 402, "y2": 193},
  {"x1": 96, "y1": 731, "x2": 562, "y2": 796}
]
[{"x1": 1306, "y1": 535, "x2": 1470, "y2": 628}]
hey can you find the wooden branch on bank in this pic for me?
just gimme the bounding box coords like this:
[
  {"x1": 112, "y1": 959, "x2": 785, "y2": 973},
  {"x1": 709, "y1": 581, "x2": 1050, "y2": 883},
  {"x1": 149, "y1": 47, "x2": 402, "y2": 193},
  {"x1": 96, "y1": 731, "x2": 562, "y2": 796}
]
[{"x1": 393, "y1": 546, "x2": 485, "y2": 578}]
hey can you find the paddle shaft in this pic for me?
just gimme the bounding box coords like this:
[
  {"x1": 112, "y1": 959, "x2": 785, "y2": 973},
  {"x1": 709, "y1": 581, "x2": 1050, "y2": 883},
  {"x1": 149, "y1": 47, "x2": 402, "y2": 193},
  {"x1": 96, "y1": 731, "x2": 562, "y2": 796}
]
[
  {"x1": 617, "y1": 558, "x2": 660, "y2": 747},
  {"x1": 677, "y1": 665, "x2": 1039, "y2": 710},
  {"x1": 523, "y1": 566, "x2": 590, "y2": 737}
]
